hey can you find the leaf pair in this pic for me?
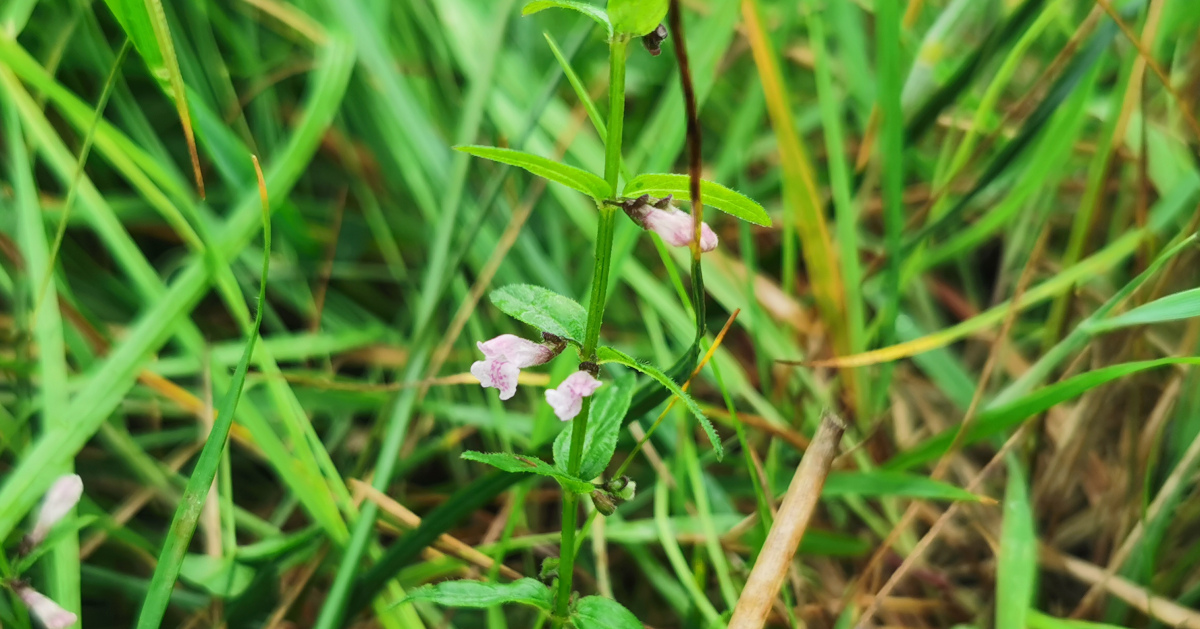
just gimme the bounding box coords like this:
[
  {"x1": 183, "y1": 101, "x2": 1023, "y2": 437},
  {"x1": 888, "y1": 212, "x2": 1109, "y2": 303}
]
[
  {"x1": 523, "y1": 0, "x2": 670, "y2": 39},
  {"x1": 404, "y1": 578, "x2": 642, "y2": 629},
  {"x1": 456, "y1": 146, "x2": 771, "y2": 226}
]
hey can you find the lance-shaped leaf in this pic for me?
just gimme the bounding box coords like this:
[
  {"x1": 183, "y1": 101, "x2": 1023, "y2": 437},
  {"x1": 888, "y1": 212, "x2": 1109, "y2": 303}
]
[
  {"x1": 461, "y1": 451, "x2": 593, "y2": 494},
  {"x1": 457, "y1": 145, "x2": 611, "y2": 200},
  {"x1": 554, "y1": 375, "x2": 633, "y2": 479},
  {"x1": 523, "y1": 1, "x2": 613, "y2": 39},
  {"x1": 624, "y1": 173, "x2": 771, "y2": 226},
  {"x1": 403, "y1": 577, "x2": 553, "y2": 611}
]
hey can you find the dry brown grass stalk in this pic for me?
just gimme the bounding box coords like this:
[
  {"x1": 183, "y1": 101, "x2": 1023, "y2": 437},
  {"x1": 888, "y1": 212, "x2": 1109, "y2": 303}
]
[{"x1": 727, "y1": 410, "x2": 845, "y2": 629}]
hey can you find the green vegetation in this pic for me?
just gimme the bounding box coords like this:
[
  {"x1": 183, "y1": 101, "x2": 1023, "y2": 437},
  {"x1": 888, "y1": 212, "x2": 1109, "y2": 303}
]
[{"x1": 2, "y1": 0, "x2": 1200, "y2": 627}]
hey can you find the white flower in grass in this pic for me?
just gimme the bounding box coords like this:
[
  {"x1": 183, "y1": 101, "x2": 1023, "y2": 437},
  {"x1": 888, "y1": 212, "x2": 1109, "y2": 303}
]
[
  {"x1": 471, "y1": 334, "x2": 561, "y2": 400},
  {"x1": 623, "y1": 195, "x2": 718, "y2": 252},
  {"x1": 545, "y1": 371, "x2": 603, "y2": 421},
  {"x1": 16, "y1": 584, "x2": 77, "y2": 629},
  {"x1": 28, "y1": 475, "x2": 83, "y2": 548}
]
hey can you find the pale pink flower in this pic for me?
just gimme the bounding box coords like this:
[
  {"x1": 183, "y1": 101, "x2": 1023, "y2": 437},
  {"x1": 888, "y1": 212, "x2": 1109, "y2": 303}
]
[
  {"x1": 16, "y1": 585, "x2": 77, "y2": 629},
  {"x1": 545, "y1": 371, "x2": 603, "y2": 421},
  {"x1": 624, "y1": 196, "x2": 718, "y2": 252},
  {"x1": 28, "y1": 475, "x2": 83, "y2": 548},
  {"x1": 471, "y1": 334, "x2": 559, "y2": 400}
]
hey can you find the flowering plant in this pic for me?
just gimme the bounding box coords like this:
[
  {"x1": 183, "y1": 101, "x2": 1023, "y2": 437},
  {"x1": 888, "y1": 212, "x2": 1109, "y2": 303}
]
[{"x1": 402, "y1": 0, "x2": 770, "y2": 626}]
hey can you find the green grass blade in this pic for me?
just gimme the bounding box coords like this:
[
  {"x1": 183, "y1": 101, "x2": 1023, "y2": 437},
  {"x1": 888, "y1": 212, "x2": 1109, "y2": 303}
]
[
  {"x1": 996, "y1": 455, "x2": 1036, "y2": 629},
  {"x1": 134, "y1": 161, "x2": 270, "y2": 629}
]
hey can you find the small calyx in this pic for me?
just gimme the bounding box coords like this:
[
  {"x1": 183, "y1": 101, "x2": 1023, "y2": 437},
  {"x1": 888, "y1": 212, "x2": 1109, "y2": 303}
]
[
  {"x1": 590, "y1": 476, "x2": 636, "y2": 516},
  {"x1": 642, "y1": 23, "x2": 668, "y2": 56}
]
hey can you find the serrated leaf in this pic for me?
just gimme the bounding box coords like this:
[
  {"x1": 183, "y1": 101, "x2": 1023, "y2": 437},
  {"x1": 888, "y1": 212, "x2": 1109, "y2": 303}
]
[
  {"x1": 1088, "y1": 287, "x2": 1200, "y2": 334},
  {"x1": 523, "y1": 0, "x2": 613, "y2": 38},
  {"x1": 607, "y1": 0, "x2": 667, "y2": 36},
  {"x1": 596, "y1": 346, "x2": 722, "y2": 460},
  {"x1": 456, "y1": 145, "x2": 611, "y2": 200},
  {"x1": 490, "y1": 284, "x2": 588, "y2": 341},
  {"x1": 403, "y1": 577, "x2": 553, "y2": 611},
  {"x1": 571, "y1": 595, "x2": 643, "y2": 629},
  {"x1": 462, "y1": 451, "x2": 593, "y2": 494},
  {"x1": 555, "y1": 374, "x2": 633, "y2": 479},
  {"x1": 179, "y1": 555, "x2": 255, "y2": 599},
  {"x1": 624, "y1": 173, "x2": 772, "y2": 226}
]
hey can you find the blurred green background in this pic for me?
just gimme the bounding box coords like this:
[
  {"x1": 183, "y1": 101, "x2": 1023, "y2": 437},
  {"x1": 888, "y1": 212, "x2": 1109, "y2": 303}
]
[{"x1": 3, "y1": 0, "x2": 1200, "y2": 627}]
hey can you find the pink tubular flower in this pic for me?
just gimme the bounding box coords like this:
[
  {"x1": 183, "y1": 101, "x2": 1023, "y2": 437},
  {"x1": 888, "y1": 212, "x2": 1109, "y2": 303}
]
[
  {"x1": 545, "y1": 371, "x2": 603, "y2": 421},
  {"x1": 471, "y1": 334, "x2": 560, "y2": 400},
  {"x1": 28, "y1": 474, "x2": 83, "y2": 548},
  {"x1": 623, "y1": 195, "x2": 718, "y2": 252},
  {"x1": 17, "y1": 585, "x2": 77, "y2": 629}
]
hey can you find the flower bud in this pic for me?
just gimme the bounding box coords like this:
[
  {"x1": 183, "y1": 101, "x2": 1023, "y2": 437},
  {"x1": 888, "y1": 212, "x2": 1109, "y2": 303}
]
[
  {"x1": 16, "y1": 585, "x2": 77, "y2": 629},
  {"x1": 28, "y1": 475, "x2": 83, "y2": 549}
]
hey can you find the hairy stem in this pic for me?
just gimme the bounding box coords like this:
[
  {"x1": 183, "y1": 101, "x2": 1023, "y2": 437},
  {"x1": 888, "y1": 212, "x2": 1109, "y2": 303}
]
[{"x1": 554, "y1": 33, "x2": 629, "y2": 626}]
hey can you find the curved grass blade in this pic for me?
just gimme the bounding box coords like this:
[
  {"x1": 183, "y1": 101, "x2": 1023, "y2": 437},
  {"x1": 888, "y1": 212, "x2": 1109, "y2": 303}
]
[
  {"x1": 456, "y1": 145, "x2": 611, "y2": 200},
  {"x1": 102, "y1": 0, "x2": 205, "y2": 196},
  {"x1": 905, "y1": 13, "x2": 1118, "y2": 249},
  {"x1": 134, "y1": 156, "x2": 270, "y2": 628},
  {"x1": 1087, "y1": 287, "x2": 1200, "y2": 334},
  {"x1": 887, "y1": 357, "x2": 1200, "y2": 471}
]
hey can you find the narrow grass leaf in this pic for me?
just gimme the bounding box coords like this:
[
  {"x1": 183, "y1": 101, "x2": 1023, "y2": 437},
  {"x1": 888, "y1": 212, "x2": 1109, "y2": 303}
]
[
  {"x1": 134, "y1": 156, "x2": 270, "y2": 629},
  {"x1": 1027, "y1": 609, "x2": 1131, "y2": 629},
  {"x1": 490, "y1": 284, "x2": 589, "y2": 341},
  {"x1": 522, "y1": 0, "x2": 612, "y2": 38},
  {"x1": 402, "y1": 577, "x2": 553, "y2": 611},
  {"x1": 996, "y1": 455, "x2": 1036, "y2": 629},
  {"x1": 101, "y1": 0, "x2": 204, "y2": 196},
  {"x1": 554, "y1": 375, "x2": 633, "y2": 479},
  {"x1": 1088, "y1": 287, "x2": 1200, "y2": 333},
  {"x1": 456, "y1": 145, "x2": 611, "y2": 200},
  {"x1": 461, "y1": 452, "x2": 593, "y2": 494},
  {"x1": 821, "y1": 472, "x2": 985, "y2": 502},
  {"x1": 887, "y1": 358, "x2": 1200, "y2": 470},
  {"x1": 596, "y1": 345, "x2": 722, "y2": 459},
  {"x1": 623, "y1": 173, "x2": 771, "y2": 226},
  {"x1": 571, "y1": 596, "x2": 643, "y2": 629}
]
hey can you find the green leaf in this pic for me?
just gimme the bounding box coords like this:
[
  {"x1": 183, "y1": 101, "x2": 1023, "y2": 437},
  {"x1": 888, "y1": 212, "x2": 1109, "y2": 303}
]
[
  {"x1": 461, "y1": 451, "x2": 593, "y2": 494},
  {"x1": 887, "y1": 357, "x2": 1200, "y2": 471},
  {"x1": 996, "y1": 456, "x2": 1036, "y2": 629},
  {"x1": 403, "y1": 577, "x2": 553, "y2": 611},
  {"x1": 179, "y1": 555, "x2": 256, "y2": 599},
  {"x1": 490, "y1": 284, "x2": 589, "y2": 342},
  {"x1": 607, "y1": 0, "x2": 667, "y2": 36},
  {"x1": 821, "y1": 472, "x2": 984, "y2": 502},
  {"x1": 456, "y1": 145, "x2": 611, "y2": 200},
  {"x1": 555, "y1": 374, "x2": 633, "y2": 479},
  {"x1": 571, "y1": 595, "x2": 643, "y2": 629},
  {"x1": 1088, "y1": 287, "x2": 1200, "y2": 334},
  {"x1": 523, "y1": 1, "x2": 613, "y2": 38},
  {"x1": 596, "y1": 346, "x2": 722, "y2": 460},
  {"x1": 1027, "y1": 609, "x2": 1131, "y2": 629},
  {"x1": 101, "y1": 0, "x2": 203, "y2": 195},
  {"x1": 624, "y1": 173, "x2": 772, "y2": 226},
  {"x1": 134, "y1": 174, "x2": 271, "y2": 629}
]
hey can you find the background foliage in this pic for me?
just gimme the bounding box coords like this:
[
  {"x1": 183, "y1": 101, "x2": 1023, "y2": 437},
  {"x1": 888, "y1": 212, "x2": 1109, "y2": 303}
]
[{"x1": 2, "y1": 0, "x2": 1200, "y2": 627}]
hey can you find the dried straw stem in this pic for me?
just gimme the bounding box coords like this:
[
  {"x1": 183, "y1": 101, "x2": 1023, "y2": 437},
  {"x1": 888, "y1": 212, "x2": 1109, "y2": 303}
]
[{"x1": 728, "y1": 411, "x2": 846, "y2": 629}]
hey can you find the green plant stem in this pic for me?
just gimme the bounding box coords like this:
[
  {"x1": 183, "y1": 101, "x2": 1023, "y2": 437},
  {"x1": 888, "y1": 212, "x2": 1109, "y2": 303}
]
[{"x1": 554, "y1": 33, "x2": 629, "y2": 627}]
